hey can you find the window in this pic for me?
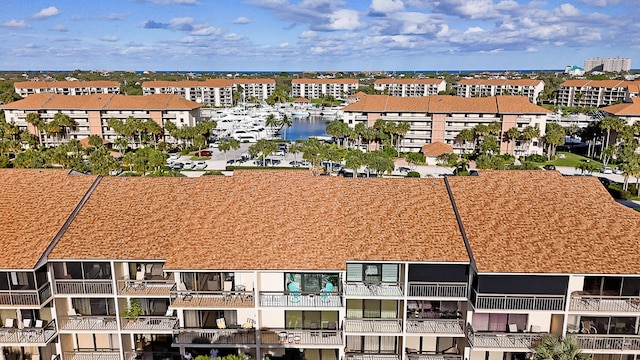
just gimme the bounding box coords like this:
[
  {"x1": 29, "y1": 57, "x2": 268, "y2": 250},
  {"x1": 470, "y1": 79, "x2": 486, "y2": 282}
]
[
  {"x1": 472, "y1": 313, "x2": 528, "y2": 332},
  {"x1": 285, "y1": 273, "x2": 338, "y2": 292},
  {"x1": 346, "y1": 263, "x2": 399, "y2": 283},
  {"x1": 285, "y1": 310, "x2": 338, "y2": 329}
]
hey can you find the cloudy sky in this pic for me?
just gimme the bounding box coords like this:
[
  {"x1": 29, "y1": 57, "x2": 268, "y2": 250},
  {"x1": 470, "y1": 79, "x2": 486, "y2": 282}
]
[{"x1": 0, "y1": 0, "x2": 636, "y2": 72}]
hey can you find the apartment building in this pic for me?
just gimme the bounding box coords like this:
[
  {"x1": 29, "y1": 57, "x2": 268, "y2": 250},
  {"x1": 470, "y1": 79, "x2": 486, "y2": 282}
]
[
  {"x1": 291, "y1": 79, "x2": 359, "y2": 100},
  {"x1": 584, "y1": 57, "x2": 631, "y2": 73},
  {"x1": 340, "y1": 95, "x2": 549, "y2": 155},
  {"x1": 555, "y1": 80, "x2": 640, "y2": 107},
  {"x1": 14, "y1": 81, "x2": 121, "y2": 98},
  {"x1": 2, "y1": 169, "x2": 640, "y2": 360},
  {"x1": 373, "y1": 79, "x2": 447, "y2": 97},
  {"x1": 232, "y1": 79, "x2": 277, "y2": 102},
  {"x1": 0, "y1": 93, "x2": 202, "y2": 146},
  {"x1": 455, "y1": 79, "x2": 545, "y2": 104},
  {"x1": 601, "y1": 98, "x2": 640, "y2": 124}
]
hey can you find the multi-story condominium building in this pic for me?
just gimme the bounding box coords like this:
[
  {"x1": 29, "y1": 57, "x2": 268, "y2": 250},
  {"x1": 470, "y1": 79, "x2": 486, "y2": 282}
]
[
  {"x1": 1, "y1": 169, "x2": 639, "y2": 360},
  {"x1": 601, "y1": 98, "x2": 640, "y2": 123},
  {"x1": 340, "y1": 94, "x2": 549, "y2": 155},
  {"x1": 373, "y1": 79, "x2": 446, "y2": 97},
  {"x1": 142, "y1": 80, "x2": 235, "y2": 107},
  {"x1": 231, "y1": 79, "x2": 276, "y2": 102},
  {"x1": 291, "y1": 79, "x2": 359, "y2": 100},
  {"x1": 584, "y1": 57, "x2": 631, "y2": 73},
  {"x1": 455, "y1": 79, "x2": 545, "y2": 104},
  {"x1": 141, "y1": 79, "x2": 276, "y2": 107},
  {"x1": 556, "y1": 80, "x2": 640, "y2": 107},
  {"x1": 0, "y1": 93, "x2": 202, "y2": 146},
  {"x1": 14, "y1": 81, "x2": 121, "y2": 98}
]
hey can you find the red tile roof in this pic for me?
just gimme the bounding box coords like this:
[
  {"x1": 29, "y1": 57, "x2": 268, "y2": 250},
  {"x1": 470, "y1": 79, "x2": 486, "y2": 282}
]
[
  {"x1": 457, "y1": 79, "x2": 543, "y2": 86},
  {"x1": 602, "y1": 98, "x2": 640, "y2": 115},
  {"x1": 14, "y1": 80, "x2": 120, "y2": 89},
  {"x1": 421, "y1": 142, "x2": 453, "y2": 157},
  {"x1": 0, "y1": 94, "x2": 201, "y2": 110}
]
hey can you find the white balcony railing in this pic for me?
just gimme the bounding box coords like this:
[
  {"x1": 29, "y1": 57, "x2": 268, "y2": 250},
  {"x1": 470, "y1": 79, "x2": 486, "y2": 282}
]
[
  {"x1": 0, "y1": 319, "x2": 57, "y2": 345},
  {"x1": 64, "y1": 350, "x2": 120, "y2": 360},
  {"x1": 60, "y1": 316, "x2": 117, "y2": 331},
  {"x1": 55, "y1": 280, "x2": 113, "y2": 295},
  {"x1": 345, "y1": 319, "x2": 402, "y2": 333},
  {"x1": 408, "y1": 282, "x2": 467, "y2": 298},
  {"x1": 570, "y1": 294, "x2": 640, "y2": 313},
  {"x1": 406, "y1": 319, "x2": 464, "y2": 334},
  {"x1": 473, "y1": 290, "x2": 565, "y2": 311},
  {"x1": 572, "y1": 335, "x2": 640, "y2": 351},
  {"x1": 466, "y1": 325, "x2": 543, "y2": 349},
  {"x1": 117, "y1": 279, "x2": 174, "y2": 297},
  {"x1": 259, "y1": 291, "x2": 342, "y2": 307},
  {"x1": 173, "y1": 328, "x2": 256, "y2": 345},
  {"x1": 345, "y1": 282, "x2": 403, "y2": 297},
  {"x1": 260, "y1": 329, "x2": 343, "y2": 345},
  {"x1": 121, "y1": 316, "x2": 179, "y2": 331}
]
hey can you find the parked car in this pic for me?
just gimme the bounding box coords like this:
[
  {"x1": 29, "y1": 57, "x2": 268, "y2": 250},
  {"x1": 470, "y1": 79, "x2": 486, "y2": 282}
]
[
  {"x1": 170, "y1": 162, "x2": 184, "y2": 171},
  {"x1": 598, "y1": 177, "x2": 611, "y2": 187},
  {"x1": 109, "y1": 168, "x2": 123, "y2": 176},
  {"x1": 182, "y1": 161, "x2": 194, "y2": 170},
  {"x1": 195, "y1": 150, "x2": 212, "y2": 157},
  {"x1": 613, "y1": 168, "x2": 624, "y2": 175},
  {"x1": 600, "y1": 166, "x2": 613, "y2": 174},
  {"x1": 194, "y1": 161, "x2": 207, "y2": 170},
  {"x1": 543, "y1": 164, "x2": 556, "y2": 170},
  {"x1": 168, "y1": 153, "x2": 180, "y2": 161},
  {"x1": 397, "y1": 166, "x2": 411, "y2": 174}
]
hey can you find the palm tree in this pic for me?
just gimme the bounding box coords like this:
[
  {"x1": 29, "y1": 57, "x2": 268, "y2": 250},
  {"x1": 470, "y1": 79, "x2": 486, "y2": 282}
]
[
  {"x1": 26, "y1": 112, "x2": 44, "y2": 147},
  {"x1": 53, "y1": 111, "x2": 76, "y2": 141},
  {"x1": 265, "y1": 114, "x2": 279, "y2": 137},
  {"x1": 345, "y1": 149, "x2": 365, "y2": 178},
  {"x1": 279, "y1": 114, "x2": 292, "y2": 141},
  {"x1": 599, "y1": 116, "x2": 625, "y2": 157},
  {"x1": 505, "y1": 127, "x2": 521, "y2": 155},
  {"x1": 218, "y1": 139, "x2": 231, "y2": 164},
  {"x1": 456, "y1": 128, "x2": 475, "y2": 154},
  {"x1": 521, "y1": 125, "x2": 541, "y2": 155},
  {"x1": 531, "y1": 335, "x2": 588, "y2": 360},
  {"x1": 395, "y1": 121, "x2": 410, "y2": 155}
]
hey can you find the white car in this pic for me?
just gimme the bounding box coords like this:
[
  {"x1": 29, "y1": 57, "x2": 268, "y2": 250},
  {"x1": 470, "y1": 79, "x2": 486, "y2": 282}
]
[
  {"x1": 168, "y1": 153, "x2": 180, "y2": 160},
  {"x1": 182, "y1": 161, "x2": 194, "y2": 170},
  {"x1": 600, "y1": 166, "x2": 613, "y2": 174},
  {"x1": 194, "y1": 161, "x2": 207, "y2": 170}
]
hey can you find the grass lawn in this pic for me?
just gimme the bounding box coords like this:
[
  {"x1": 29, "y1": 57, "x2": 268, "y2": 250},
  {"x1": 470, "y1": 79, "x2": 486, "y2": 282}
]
[{"x1": 546, "y1": 151, "x2": 603, "y2": 168}]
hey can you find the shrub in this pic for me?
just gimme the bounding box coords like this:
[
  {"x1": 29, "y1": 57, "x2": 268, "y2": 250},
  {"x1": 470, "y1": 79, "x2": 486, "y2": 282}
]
[
  {"x1": 608, "y1": 183, "x2": 632, "y2": 200},
  {"x1": 406, "y1": 171, "x2": 420, "y2": 178},
  {"x1": 203, "y1": 170, "x2": 225, "y2": 176},
  {"x1": 525, "y1": 154, "x2": 547, "y2": 163}
]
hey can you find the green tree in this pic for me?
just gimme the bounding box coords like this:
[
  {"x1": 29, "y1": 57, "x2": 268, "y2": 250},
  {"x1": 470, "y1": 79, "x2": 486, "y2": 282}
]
[
  {"x1": 395, "y1": 121, "x2": 410, "y2": 155},
  {"x1": 279, "y1": 114, "x2": 292, "y2": 141},
  {"x1": 531, "y1": 335, "x2": 588, "y2": 360},
  {"x1": 13, "y1": 148, "x2": 47, "y2": 168},
  {"x1": 544, "y1": 123, "x2": 566, "y2": 160},
  {"x1": 599, "y1": 116, "x2": 625, "y2": 154},
  {"x1": 505, "y1": 127, "x2": 521, "y2": 155},
  {"x1": 265, "y1": 114, "x2": 280, "y2": 136},
  {"x1": 249, "y1": 139, "x2": 279, "y2": 166},
  {"x1": 218, "y1": 139, "x2": 231, "y2": 164},
  {"x1": 480, "y1": 134, "x2": 499, "y2": 155},
  {"x1": 521, "y1": 125, "x2": 541, "y2": 155},
  {"x1": 345, "y1": 149, "x2": 365, "y2": 178},
  {"x1": 326, "y1": 120, "x2": 349, "y2": 147},
  {"x1": 476, "y1": 154, "x2": 506, "y2": 170},
  {"x1": 364, "y1": 150, "x2": 395, "y2": 176},
  {"x1": 88, "y1": 146, "x2": 120, "y2": 176},
  {"x1": 405, "y1": 152, "x2": 425, "y2": 170},
  {"x1": 456, "y1": 128, "x2": 476, "y2": 154},
  {"x1": 88, "y1": 134, "x2": 104, "y2": 148},
  {"x1": 26, "y1": 112, "x2": 44, "y2": 147},
  {"x1": 301, "y1": 138, "x2": 327, "y2": 173},
  {"x1": 288, "y1": 141, "x2": 304, "y2": 163},
  {"x1": 53, "y1": 111, "x2": 76, "y2": 141}
]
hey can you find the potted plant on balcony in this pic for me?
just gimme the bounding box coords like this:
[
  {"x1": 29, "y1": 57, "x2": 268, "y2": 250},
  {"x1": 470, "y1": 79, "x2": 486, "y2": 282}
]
[{"x1": 122, "y1": 299, "x2": 144, "y2": 323}]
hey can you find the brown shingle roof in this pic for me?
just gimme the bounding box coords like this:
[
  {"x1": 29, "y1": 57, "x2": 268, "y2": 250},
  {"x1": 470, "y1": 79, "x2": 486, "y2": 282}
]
[
  {"x1": 142, "y1": 79, "x2": 234, "y2": 88},
  {"x1": 1, "y1": 94, "x2": 201, "y2": 110},
  {"x1": 560, "y1": 79, "x2": 627, "y2": 88},
  {"x1": 602, "y1": 98, "x2": 640, "y2": 115},
  {"x1": 421, "y1": 141, "x2": 453, "y2": 157},
  {"x1": 0, "y1": 169, "x2": 97, "y2": 270},
  {"x1": 0, "y1": 93, "x2": 55, "y2": 110},
  {"x1": 233, "y1": 79, "x2": 276, "y2": 85},
  {"x1": 457, "y1": 79, "x2": 543, "y2": 86},
  {"x1": 495, "y1": 96, "x2": 552, "y2": 114},
  {"x1": 447, "y1": 171, "x2": 640, "y2": 275},
  {"x1": 49, "y1": 171, "x2": 468, "y2": 270}
]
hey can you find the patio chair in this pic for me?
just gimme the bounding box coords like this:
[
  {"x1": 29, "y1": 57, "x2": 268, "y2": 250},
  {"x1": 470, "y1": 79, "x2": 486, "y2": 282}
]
[
  {"x1": 243, "y1": 318, "x2": 255, "y2": 329},
  {"x1": 23, "y1": 319, "x2": 32, "y2": 328},
  {"x1": 508, "y1": 324, "x2": 518, "y2": 333},
  {"x1": 34, "y1": 320, "x2": 44, "y2": 328},
  {"x1": 323, "y1": 321, "x2": 337, "y2": 337},
  {"x1": 3, "y1": 318, "x2": 15, "y2": 330},
  {"x1": 223, "y1": 281, "x2": 233, "y2": 302},
  {"x1": 288, "y1": 282, "x2": 301, "y2": 303},
  {"x1": 310, "y1": 322, "x2": 319, "y2": 337},
  {"x1": 320, "y1": 283, "x2": 334, "y2": 303},
  {"x1": 177, "y1": 283, "x2": 193, "y2": 301},
  {"x1": 216, "y1": 318, "x2": 227, "y2": 329}
]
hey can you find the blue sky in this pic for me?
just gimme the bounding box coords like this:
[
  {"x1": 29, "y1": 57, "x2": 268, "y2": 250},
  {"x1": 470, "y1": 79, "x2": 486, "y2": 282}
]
[{"x1": 0, "y1": 0, "x2": 637, "y2": 71}]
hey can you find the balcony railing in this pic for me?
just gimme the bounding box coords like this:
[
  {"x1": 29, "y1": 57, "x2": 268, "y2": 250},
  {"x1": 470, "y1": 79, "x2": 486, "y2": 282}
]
[
  {"x1": 55, "y1": 279, "x2": 113, "y2": 295},
  {"x1": 572, "y1": 335, "x2": 640, "y2": 351},
  {"x1": 173, "y1": 328, "x2": 256, "y2": 345},
  {"x1": 117, "y1": 279, "x2": 174, "y2": 297},
  {"x1": 570, "y1": 294, "x2": 640, "y2": 313},
  {"x1": 259, "y1": 291, "x2": 342, "y2": 307},
  {"x1": 260, "y1": 329, "x2": 343, "y2": 345},
  {"x1": 345, "y1": 354, "x2": 400, "y2": 360},
  {"x1": 407, "y1": 354, "x2": 462, "y2": 360},
  {"x1": 408, "y1": 282, "x2": 467, "y2": 298},
  {"x1": 473, "y1": 290, "x2": 565, "y2": 311},
  {"x1": 64, "y1": 350, "x2": 120, "y2": 360},
  {"x1": 0, "y1": 319, "x2": 57, "y2": 345},
  {"x1": 0, "y1": 283, "x2": 51, "y2": 307},
  {"x1": 466, "y1": 325, "x2": 543, "y2": 349},
  {"x1": 169, "y1": 285, "x2": 254, "y2": 308},
  {"x1": 344, "y1": 282, "x2": 403, "y2": 297},
  {"x1": 406, "y1": 319, "x2": 464, "y2": 334},
  {"x1": 125, "y1": 352, "x2": 181, "y2": 360},
  {"x1": 121, "y1": 316, "x2": 179, "y2": 331},
  {"x1": 59, "y1": 316, "x2": 118, "y2": 331},
  {"x1": 344, "y1": 319, "x2": 402, "y2": 333}
]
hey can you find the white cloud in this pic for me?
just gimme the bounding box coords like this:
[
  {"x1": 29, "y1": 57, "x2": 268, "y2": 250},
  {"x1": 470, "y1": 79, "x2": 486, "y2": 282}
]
[
  {"x1": 191, "y1": 26, "x2": 223, "y2": 36},
  {"x1": 465, "y1": 27, "x2": 485, "y2": 34},
  {"x1": 1, "y1": 20, "x2": 31, "y2": 29},
  {"x1": 370, "y1": 0, "x2": 405, "y2": 14},
  {"x1": 555, "y1": 3, "x2": 581, "y2": 17},
  {"x1": 233, "y1": 17, "x2": 251, "y2": 24},
  {"x1": 53, "y1": 24, "x2": 68, "y2": 32},
  {"x1": 323, "y1": 9, "x2": 362, "y2": 31},
  {"x1": 576, "y1": 0, "x2": 622, "y2": 6},
  {"x1": 224, "y1": 33, "x2": 244, "y2": 41},
  {"x1": 142, "y1": 0, "x2": 197, "y2": 4},
  {"x1": 525, "y1": 47, "x2": 538, "y2": 52},
  {"x1": 299, "y1": 30, "x2": 317, "y2": 39},
  {"x1": 169, "y1": 17, "x2": 194, "y2": 27},
  {"x1": 100, "y1": 35, "x2": 119, "y2": 42},
  {"x1": 31, "y1": 6, "x2": 60, "y2": 20},
  {"x1": 100, "y1": 13, "x2": 128, "y2": 21}
]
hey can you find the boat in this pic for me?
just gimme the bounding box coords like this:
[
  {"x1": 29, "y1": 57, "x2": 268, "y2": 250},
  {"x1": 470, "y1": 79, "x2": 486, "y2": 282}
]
[{"x1": 291, "y1": 111, "x2": 310, "y2": 117}]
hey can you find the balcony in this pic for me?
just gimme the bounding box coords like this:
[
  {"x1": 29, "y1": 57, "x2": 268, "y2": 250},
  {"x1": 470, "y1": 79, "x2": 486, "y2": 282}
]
[
  {"x1": 473, "y1": 290, "x2": 565, "y2": 311},
  {"x1": 344, "y1": 282, "x2": 403, "y2": 297},
  {"x1": 173, "y1": 328, "x2": 256, "y2": 346},
  {"x1": 121, "y1": 316, "x2": 179, "y2": 332},
  {"x1": 407, "y1": 355, "x2": 461, "y2": 360},
  {"x1": 0, "y1": 320, "x2": 57, "y2": 345},
  {"x1": 59, "y1": 316, "x2": 118, "y2": 331},
  {"x1": 344, "y1": 319, "x2": 402, "y2": 334},
  {"x1": 570, "y1": 293, "x2": 640, "y2": 313},
  {"x1": 345, "y1": 354, "x2": 400, "y2": 360},
  {"x1": 572, "y1": 335, "x2": 640, "y2": 352},
  {"x1": 406, "y1": 319, "x2": 464, "y2": 335},
  {"x1": 466, "y1": 325, "x2": 542, "y2": 349},
  {"x1": 259, "y1": 291, "x2": 342, "y2": 308},
  {"x1": 0, "y1": 284, "x2": 51, "y2": 307},
  {"x1": 64, "y1": 350, "x2": 120, "y2": 360},
  {"x1": 260, "y1": 329, "x2": 343, "y2": 346},
  {"x1": 55, "y1": 279, "x2": 113, "y2": 295},
  {"x1": 117, "y1": 279, "x2": 174, "y2": 297},
  {"x1": 169, "y1": 286, "x2": 254, "y2": 308},
  {"x1": 408, "y1": 282, "x2": 467, "y2": 298}
]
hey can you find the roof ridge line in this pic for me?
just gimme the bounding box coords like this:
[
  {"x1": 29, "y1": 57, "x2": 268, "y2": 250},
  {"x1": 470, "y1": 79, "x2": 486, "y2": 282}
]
[
  {"x1": 102, "y1": 93, "x2": 116, "y2": 109},
  {"x1": 34, "y1": 174, "x2": 103, "y2": 269},
  {"x1": 39, "y1": 93, "x2": 57, "y2": 109},
  {"x1": 443, "y1": 176, "x2": 477, "y2": 274}
]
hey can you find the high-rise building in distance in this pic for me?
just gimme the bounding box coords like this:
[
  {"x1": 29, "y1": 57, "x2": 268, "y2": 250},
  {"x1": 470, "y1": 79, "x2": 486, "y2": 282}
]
[{"x1": 584, "y1": 57, "x2": 631, "y2": 72}]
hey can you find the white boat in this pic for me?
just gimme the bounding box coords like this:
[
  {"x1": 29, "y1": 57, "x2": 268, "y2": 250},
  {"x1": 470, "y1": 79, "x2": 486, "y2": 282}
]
[{"x1": 291, "y1": 111, "x2": 310, "y2": 117}]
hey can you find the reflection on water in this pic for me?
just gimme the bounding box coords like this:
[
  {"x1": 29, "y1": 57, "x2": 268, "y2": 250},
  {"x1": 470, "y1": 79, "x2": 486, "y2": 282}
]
[{"x1": 283, "y1": 115, "x2": 330, "y2": 141}]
